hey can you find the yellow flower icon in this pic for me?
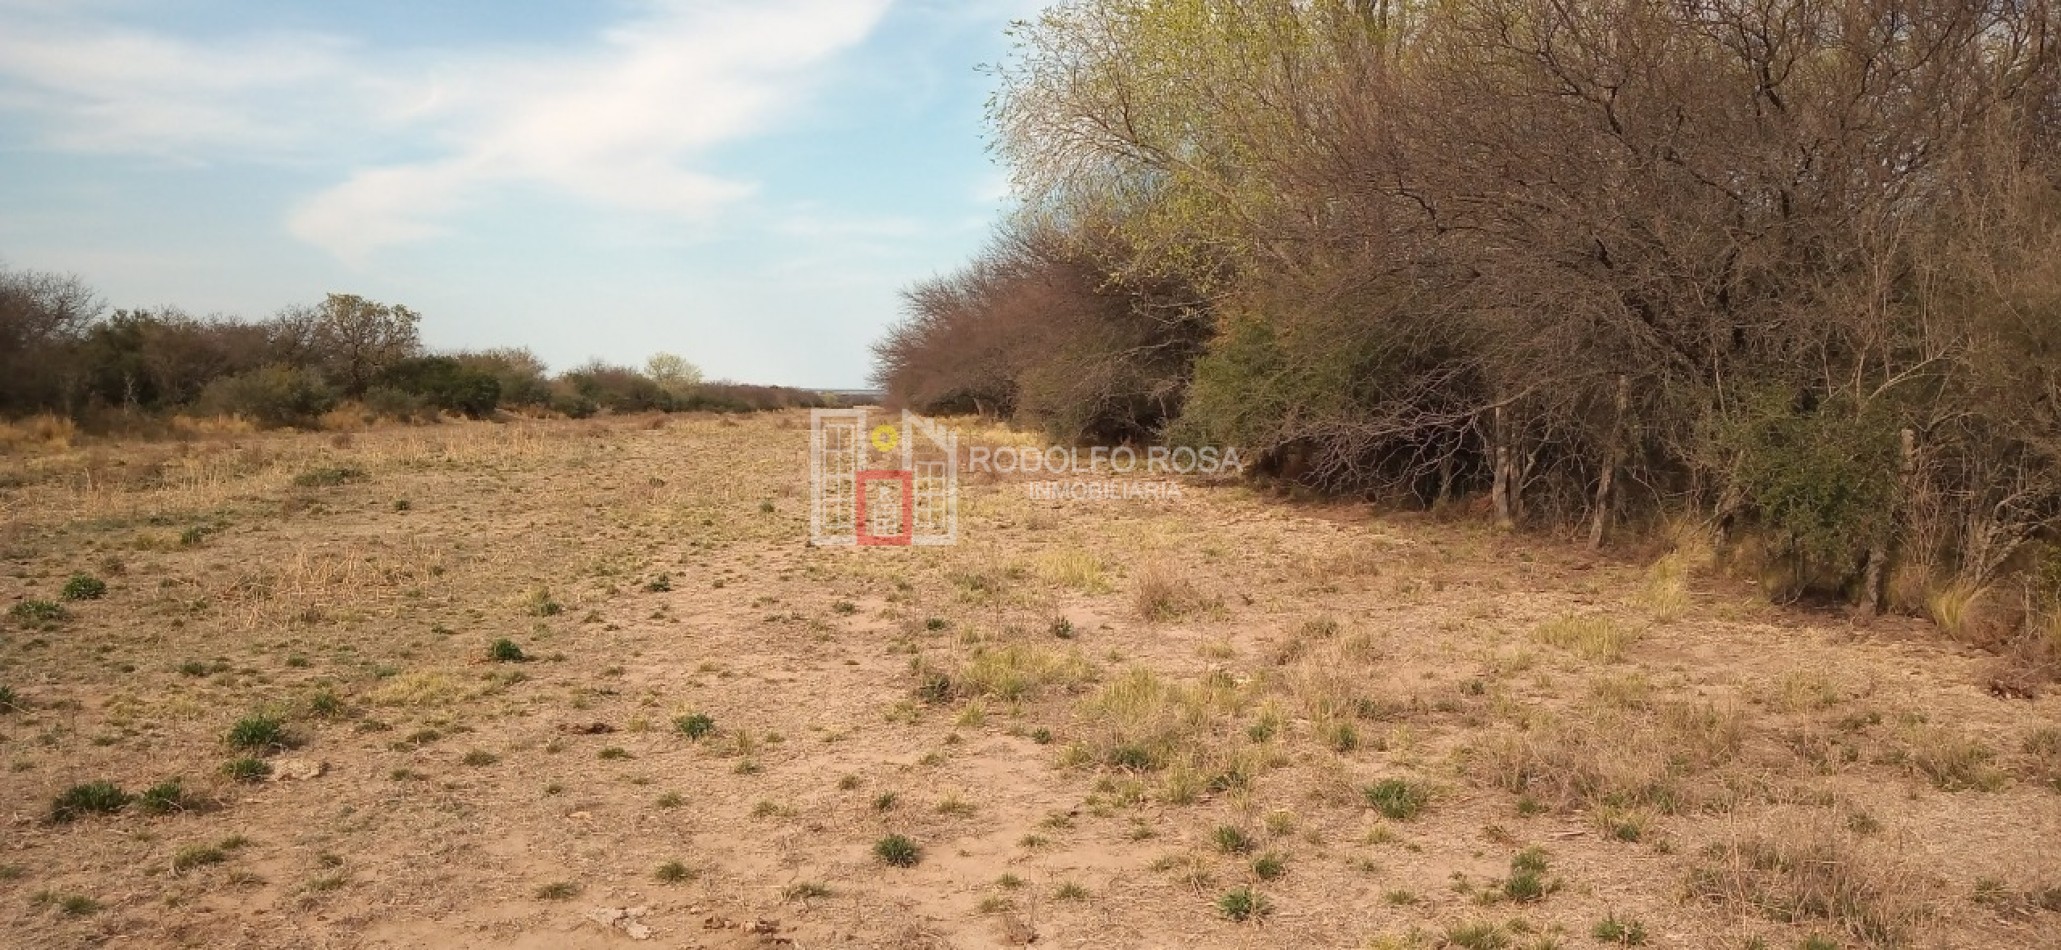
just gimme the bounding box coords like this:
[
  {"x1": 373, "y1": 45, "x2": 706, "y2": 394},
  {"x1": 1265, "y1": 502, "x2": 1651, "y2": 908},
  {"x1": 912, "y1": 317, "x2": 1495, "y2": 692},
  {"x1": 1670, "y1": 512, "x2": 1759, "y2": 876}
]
[{"x1": 870, "y1": 424, "x2": 900, "y2": 453}]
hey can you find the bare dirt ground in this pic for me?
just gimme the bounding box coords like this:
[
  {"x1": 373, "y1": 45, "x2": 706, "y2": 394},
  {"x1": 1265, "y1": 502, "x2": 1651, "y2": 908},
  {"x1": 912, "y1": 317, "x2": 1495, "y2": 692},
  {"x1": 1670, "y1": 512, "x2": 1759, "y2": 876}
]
[{"x1": 2, "y1": 411, "x2": 2058, "y2": 949}]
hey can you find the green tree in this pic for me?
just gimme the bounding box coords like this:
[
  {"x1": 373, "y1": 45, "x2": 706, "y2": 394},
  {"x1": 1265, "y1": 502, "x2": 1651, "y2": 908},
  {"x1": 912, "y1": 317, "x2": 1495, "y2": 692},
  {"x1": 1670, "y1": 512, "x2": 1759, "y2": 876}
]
[
  {"x1": 644, "y1": 352, "x2": 703, "y2": 396},
  {"x1": 302, "y1": 294, "x2": 422, "y2": 397}
]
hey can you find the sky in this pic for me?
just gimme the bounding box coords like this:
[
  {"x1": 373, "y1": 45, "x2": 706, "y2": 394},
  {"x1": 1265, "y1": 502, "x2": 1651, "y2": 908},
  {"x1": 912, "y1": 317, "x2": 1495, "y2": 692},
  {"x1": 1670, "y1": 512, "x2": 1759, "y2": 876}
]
[{"x1": 0, "y1": 0, "x2": 1038, "y2": 388}]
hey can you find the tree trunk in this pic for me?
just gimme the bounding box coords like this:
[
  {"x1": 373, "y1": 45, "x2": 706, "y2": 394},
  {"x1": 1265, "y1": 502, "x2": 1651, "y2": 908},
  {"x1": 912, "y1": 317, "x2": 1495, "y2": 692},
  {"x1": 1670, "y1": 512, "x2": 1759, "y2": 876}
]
[
  {"x1": 1492, "y1": 405, "x2": 1516, "y2": 530},
  {"x1": 1588, "y1": 375, "x2": 1630, "y2": 549},
  {"x1": 1856, "y1": 427, "x2": 1917, "y2": 621},
  {"x1": 1854, "y1": 548, "x2": 1885, "y2": 622}
]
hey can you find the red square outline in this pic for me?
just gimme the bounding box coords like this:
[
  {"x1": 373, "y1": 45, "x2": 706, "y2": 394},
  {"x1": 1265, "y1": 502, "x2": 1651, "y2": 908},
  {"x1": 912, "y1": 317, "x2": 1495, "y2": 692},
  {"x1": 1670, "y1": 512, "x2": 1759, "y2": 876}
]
[{"x1": 855, "y1": 470, "x2": 914, "y2": 546}]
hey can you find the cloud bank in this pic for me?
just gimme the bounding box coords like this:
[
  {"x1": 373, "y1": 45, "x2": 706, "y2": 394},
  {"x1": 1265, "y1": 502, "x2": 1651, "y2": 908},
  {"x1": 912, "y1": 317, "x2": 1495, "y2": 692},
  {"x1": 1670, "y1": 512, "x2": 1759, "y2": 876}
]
[{"x1": 0, "y1": 0, "x2": 895, "y2": 261}]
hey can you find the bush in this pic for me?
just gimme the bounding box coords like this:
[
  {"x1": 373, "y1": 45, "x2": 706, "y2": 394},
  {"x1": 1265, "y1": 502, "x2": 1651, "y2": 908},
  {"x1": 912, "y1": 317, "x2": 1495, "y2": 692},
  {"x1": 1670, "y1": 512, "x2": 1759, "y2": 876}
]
[
  {"x1": 292, "y1": 466, "x2": 366, "y2": 487},
  {"x1": 1216, "y1": 886, "x2": 1272, "y2": 922},
  {"x1": 222, "y1": 757, "x2": 272, "y2": 783},
  {"x1": 197, "y1": 363, "x2": 337, "y2": 428},
  {"x1": 557, "y1": 362, "x2": 673, "y2": 414},
  {"x1": 9, "y1": 600, "x2": 67, "y2": 626},
  {"x1": 138, "y1": 779, "x2": 195, "y2": 815},
  {"x1": 873, "y1": 834, "x2": 921, "y2": 867},
  {"x1": 675, "y1": 713, "x2": 716, "y2": 739},
  {"x1": 1365, "y1": 778, "x2": 1429, "y2": 821},
  {"x1": 51, "y1": 781, "x2": 131, "y2": 822},
  {"x1": 361, "y1": 386, "x2": 431, "y2": 422},
  {"x1": 455, "y1": 349, "x2": 552, "y2": 408},
  {"x1": 378, "y1": 356, "x2": 502, "y2": 417},
  {"x1": 225, "y1": 714, "x2": 288, "y2": 751},
  {"x1": 1710, "y1": 391, "x2": 1901, "y2": 593},
  {"x1": 59, "y1": 573, "x2": 107, "y2": 601}
]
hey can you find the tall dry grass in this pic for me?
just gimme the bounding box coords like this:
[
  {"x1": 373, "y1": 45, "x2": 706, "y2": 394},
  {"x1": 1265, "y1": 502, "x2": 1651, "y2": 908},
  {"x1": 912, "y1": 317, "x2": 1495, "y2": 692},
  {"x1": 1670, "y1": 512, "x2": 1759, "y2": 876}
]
[{"x1": 1686, "y1": 811, "x2": 1926, "y2": 947}]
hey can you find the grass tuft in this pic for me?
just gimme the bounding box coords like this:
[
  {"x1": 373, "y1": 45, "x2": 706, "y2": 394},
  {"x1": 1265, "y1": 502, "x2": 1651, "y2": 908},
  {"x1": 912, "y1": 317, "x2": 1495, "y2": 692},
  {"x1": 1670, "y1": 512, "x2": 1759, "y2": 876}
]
[
  {"x1": 1132, "y1": 563, "x2": 1214, "y2": 622},
  {"x1": 874, "y1": 834, "x2": 921, "y2": 867},
  {"x1": 1211, "y1": 825, "x2": 1256, "y2": 854},
  {"x1": 139, "y1": 779, "x2": 196, "y2": 815},
  {"x1": 60, "y1": 573, "x2": 108, "y2": 601},
  {"x1": 223, "y1": 757, "x2": 272, "y2": 783},
  {"x1": 51, "y1": 781, "x2": 131, "y2": 822},
  {"x1": 534, "y1": 881, "x2": 581, "y2": 900},
  {"x1": 225, "y1": 714, "x2": 288, "y2": 751},
  {"x1": 1365, "y1": 778, "x2": 1430, "y2": 821},
  {"x1": 1216, "y1": 886, "x2": 1272, "y2": 922},
  {"x1": 655, "y1": 861, "x2": 695, "y2": 884},
  {"x1": 674, "y1": 712, "x2": 716, "y2": 739},
  {"x1": 1685, "y1": 814, "x2": 1922, "y2": 946},
  {"x1": 1592, "y1": 913, "x2": 1647, "y2": 945},
  {"x1": 1532, "y1": 613, "x2": 1639, "y2": 662},
  {"x1": 9, "y1": 599, "x2": 68, "y2": 626}
]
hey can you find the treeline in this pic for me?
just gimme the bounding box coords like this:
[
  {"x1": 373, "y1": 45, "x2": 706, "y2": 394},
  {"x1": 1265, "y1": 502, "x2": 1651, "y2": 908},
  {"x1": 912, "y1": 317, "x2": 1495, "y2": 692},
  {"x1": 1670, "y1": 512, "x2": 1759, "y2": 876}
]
[
  {"x1": 0, "y1": 270, "x2": 828, "y2": 429},
  {"x1": 876, "y1": 0, "x2": 2061, "y2": 629}
]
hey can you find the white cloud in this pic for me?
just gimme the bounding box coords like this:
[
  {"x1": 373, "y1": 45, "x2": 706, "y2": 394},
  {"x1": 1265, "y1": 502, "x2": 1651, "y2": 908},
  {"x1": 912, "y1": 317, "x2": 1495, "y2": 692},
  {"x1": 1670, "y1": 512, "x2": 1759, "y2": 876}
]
[{"x1": 0, "y1": 0, "x2": 895, "y2": 260}]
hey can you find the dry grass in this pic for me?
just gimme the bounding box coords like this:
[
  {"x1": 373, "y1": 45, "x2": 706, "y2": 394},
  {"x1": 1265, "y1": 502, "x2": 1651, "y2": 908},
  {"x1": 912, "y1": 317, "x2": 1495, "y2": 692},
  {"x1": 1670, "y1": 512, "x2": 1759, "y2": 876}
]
[
  {"x1": 1532, "y1": 613, "x2": 1641, "y2": 662},
  {"x1": 1686, "y1": 812, "x2": 1926, "y2": 947},
  {"x1": 369, "y1": 671, "x2": 468, "y2": 708},
  {"x1": 2, "y1": 410, "x2": 2056, "y2": 948},
  {"x1": 0, "y1": 413, "x2": 76, "y2": 452},
  {"x1": 1885, "y1": 561, "x2": 1935, "y2": 617},
  {"x1": 1925, "y1": 579, "x2": 1987, "y2": 642},
  {"x1": 948, "y1": 644, "x2": 1095, "y2": 702},
  {"x1": 1473, "y1": 699, "x2": 1749, "y2": 814},
  {"x1": 1641, "y1": 550, "x2": 1694, "y2": 620},
  {"x1": 1034, "y1": 548, "x2": 1110, "y2": 593},
  {"x1": 166, "y1": 413, "x2": 257, "y2": 437},
  {"x1": 1063, "y1": 668, "x2": 1257, "y2": 784},
  {"x1": 1903, "y1": 726, "x2": 2006, "y2": 792},
  {"x1": 1130, "y1": 562, "x2": 1215, "y2": 622}
]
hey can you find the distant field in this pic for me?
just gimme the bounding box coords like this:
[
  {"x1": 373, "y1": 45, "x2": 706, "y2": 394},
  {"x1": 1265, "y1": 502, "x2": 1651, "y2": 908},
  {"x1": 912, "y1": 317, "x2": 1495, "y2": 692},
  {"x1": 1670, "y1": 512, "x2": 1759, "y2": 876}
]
[{"x1": 1, "y1": 412, "x2": 2056, "y2": 948}]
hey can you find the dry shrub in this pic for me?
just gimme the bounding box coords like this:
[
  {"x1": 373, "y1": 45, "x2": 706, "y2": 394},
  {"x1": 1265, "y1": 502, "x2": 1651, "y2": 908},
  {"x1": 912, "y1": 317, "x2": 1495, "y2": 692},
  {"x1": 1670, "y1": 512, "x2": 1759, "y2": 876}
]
[
  {"x1": 318, "y1": 403, "x2": 374, "y2": 432},
  {"x1": 1131, "y1": 562, "x2": 1216, "y2": 622},
  {"x1": 1885, "y1": 561, "x2": 1936, "y2": 617},
  {"x1": 1641, "y1": 550, "x2": 1694, "y2": 620},
  {"x1": 1686, "y1": 811, "x2": 1926, "y2": 946},
  {"x1": 1660, "y1": 516, "x2": 1720, "y2": 568},
  {"x1": 168, "y1": 414, "x2": 256, "y2": 438},
  {"x1": 0, "y1": 413, "x2": 75, "y2": 453},
  {"x1": 1473, "y1": 700, "x2": 1748, "y2": 814},
  {"x1": 1993, "y1": 614, "x2": 2061, "y2": 688},
  {"x1": 1284, "y1": 663, "x2": 1366, "y2": 724},
  {"x1": 1926, "y1": 580, "x2": 2021, "y2": 648},
  {"x1": 1532, "y1": 614, "x2": 1641, "y2": 663}
]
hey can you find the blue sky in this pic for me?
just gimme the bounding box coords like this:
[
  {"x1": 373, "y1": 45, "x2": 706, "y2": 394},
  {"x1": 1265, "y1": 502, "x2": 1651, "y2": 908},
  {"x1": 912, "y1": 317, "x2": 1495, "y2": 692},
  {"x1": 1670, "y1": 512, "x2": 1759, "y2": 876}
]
[{"x1": 0, "y1": 0, "x2": 1035, "y2": 388}]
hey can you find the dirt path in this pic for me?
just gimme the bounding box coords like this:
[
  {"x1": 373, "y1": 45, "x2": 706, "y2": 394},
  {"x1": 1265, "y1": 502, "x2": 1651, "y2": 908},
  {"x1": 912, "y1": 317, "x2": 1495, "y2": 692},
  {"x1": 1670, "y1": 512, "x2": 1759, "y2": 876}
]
[{"x1": 2, "y1": 412, "x2": 2057, "y2": 948}]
